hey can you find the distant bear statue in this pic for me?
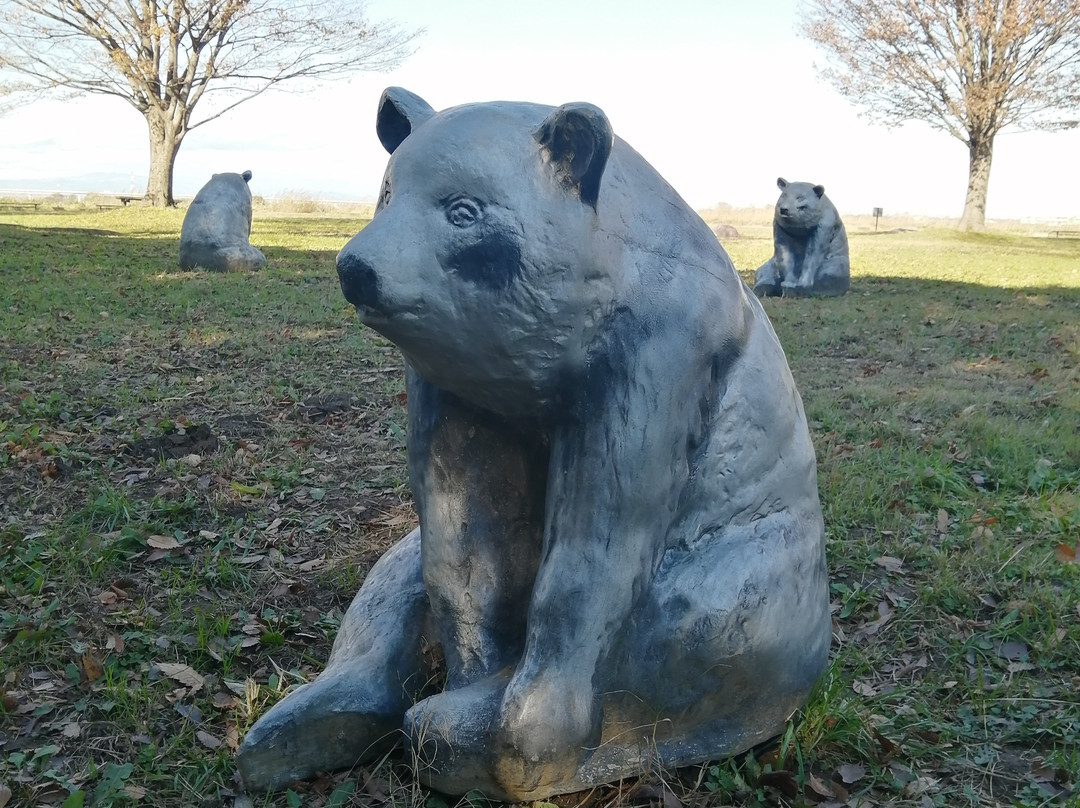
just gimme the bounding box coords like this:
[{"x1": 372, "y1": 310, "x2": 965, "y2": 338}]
[
  {"x1": 178, "y1": 170, "x2": 266, "y2": 272},
  {"x1": 236, "y1": 88, "x2": 831, "y2": 802},
  {"x1": 754, "y1": 177, "x2": 849, "y2": 297}
]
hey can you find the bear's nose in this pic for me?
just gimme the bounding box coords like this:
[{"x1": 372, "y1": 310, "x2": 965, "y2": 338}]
[
  {"x1": 337, "y1": 251, "x2": 382, "y2": 309},
  {"x1": 779, "y1": 206, "x2": 790, "y2": 216}
]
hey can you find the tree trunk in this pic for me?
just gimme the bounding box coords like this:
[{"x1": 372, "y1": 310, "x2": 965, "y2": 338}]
[
  {"x1": 143, "y1": 108, "x2": 184, "y2": 207},
  {"x1": 958, "y1": 133, "x2": 994, "y2": 232}
]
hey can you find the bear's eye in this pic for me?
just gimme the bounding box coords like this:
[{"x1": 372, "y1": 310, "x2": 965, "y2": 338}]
[{"x1": 446, "y1": 197, "x2": 482, "y2": 228}]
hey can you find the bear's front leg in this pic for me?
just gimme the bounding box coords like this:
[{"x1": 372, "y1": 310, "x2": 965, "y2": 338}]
[
  {"x1": 406, "y1": 367, "x2": 548, "y2": 687},
  {"x1": 752, "y1": 257, "x2": 782, "y2": 297},
  {"x1": 491, "y1": 343, "x2": 707, "y2": 797}
]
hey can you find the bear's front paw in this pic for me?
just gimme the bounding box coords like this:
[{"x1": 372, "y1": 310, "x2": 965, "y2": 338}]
[{"x1": 492, "y1": 673, "x2": 601, "y2": 794}]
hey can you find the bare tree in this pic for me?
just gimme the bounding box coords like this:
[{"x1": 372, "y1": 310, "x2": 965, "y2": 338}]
[
  {"x1": 0, "y1": 0, "x2": 417, "y2": 206},
  {"x1": 802, "y1": 0, "x2": 1080, "y2": 230}
]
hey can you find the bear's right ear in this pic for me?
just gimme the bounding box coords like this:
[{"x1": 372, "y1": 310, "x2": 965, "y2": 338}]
[
  {"x1": 776, "y1": 177, "x2": 788, "y2": 190},
  {"x1": 376, "y1": 87, "x2": 436, "y2": 154},
  {"x1": 535, "y1": 103, "x2": 613, "y2": 211},
  {"x1": 242, "y1": 170, "x2": 252, "y2": 183}
]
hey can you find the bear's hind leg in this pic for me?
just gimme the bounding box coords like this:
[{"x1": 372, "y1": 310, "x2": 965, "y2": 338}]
[
  {"x1": 237, "y1": 528, "x2": 437, "y2": 792},
  {"x1": 588, "y1": 511, "x2": 831, "y2": 779},
  {"x1": 753, "y1": 258, "x2": 782, "y2": 297}
]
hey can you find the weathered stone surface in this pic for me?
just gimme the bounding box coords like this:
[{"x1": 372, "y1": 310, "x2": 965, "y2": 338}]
[
  {"x1": 754, "y1": 178, "x2": 849, "y2": 297},
  {"x1": 178, "y1": 170, "x2": 266, "y2": 272},
  {"x1": 238, "y1": 88, "x2": 831, "y2": 802}
]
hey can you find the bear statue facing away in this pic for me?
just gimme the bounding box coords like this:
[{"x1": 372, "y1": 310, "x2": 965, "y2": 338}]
[
  {"x1": 236, "y1": 88, "x2": 831, "y2": 802},
  {"x1": 179, "y1": 170, "x2": 266, "y2": 272},
  {"x1": 754, "y1": 178, "x2": 849, "y2": 298}
]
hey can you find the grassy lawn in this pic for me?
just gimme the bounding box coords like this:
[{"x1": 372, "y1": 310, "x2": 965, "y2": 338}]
[{"x1": 1, "y1": 206, "x2": 1077, "y2": 808}]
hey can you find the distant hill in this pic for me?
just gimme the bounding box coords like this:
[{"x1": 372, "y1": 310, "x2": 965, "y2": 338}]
[
  {"x1": 0, "y1": 172, "x2": 141, "y2": 195},
  {"x1": 0, "y1": 172, "x2": 374, "y2": 203}
]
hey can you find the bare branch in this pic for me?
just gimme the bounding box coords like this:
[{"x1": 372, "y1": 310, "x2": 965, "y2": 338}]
[
  {"x1": 801, "y1": 0, "x2": 1080, "y2": 141},
  {"x1": 0, "y1": 0, "x2": 419, "y2": 203}
]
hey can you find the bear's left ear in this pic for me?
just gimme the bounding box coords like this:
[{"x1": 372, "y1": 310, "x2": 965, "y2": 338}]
[
  {"x1": 376, "y1": 87, "x2": 436, "y2": 154},
  {"x1": 813, "y1": 184, "x2": 825, "y2": 198},
  {"x1": 242, "y1": 170, "x2": 252, "y2": 183},
  {"x1": 534, "y1": 103, "x2": 613, "y2": 211}
]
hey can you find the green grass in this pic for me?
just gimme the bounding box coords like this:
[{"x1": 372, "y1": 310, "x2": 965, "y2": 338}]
[{"x1": 1, "y1": 207, "x2": 1078, "y2": 808}]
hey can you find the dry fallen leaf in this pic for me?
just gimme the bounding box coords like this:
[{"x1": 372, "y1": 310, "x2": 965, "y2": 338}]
[
  {"x1": 873, "y1": 556, "x2": 903, "y2": 572},
  {"x1": 873, "y1": 727, "x2": 899, "y2": 758},
  {"x1": 81, "y1": 649, "x2": 104, "y2": 682},
  {"x1": 936, "y1": 509, "x2": 949, "y2": 534},
  {"x1": 806, "y1": 773, "x2": 835, "y2": 800},
  {"x1": 212, "y1": 691, "x2": 237, "y2": 709},
  {"x1": 757, "y1": 770, "x2": 800, "y2": 798},
  {"x1": 853, "y1": 680, "x2": 877, "y2": 697},
  {"x1": 157, "y1": 662, "x2": 205, "y2": 694},
  {"x1": 195, "y1": 730, "x2": 222, "y2": 749},
  {"x1": 61, "y1": 722, "x2": 81, "y2": 739},
  {"x1": 836, "y1": 763, "x2": 866, "y2": 784},
  {"x1": 0, "y1": 782, "x2": 11, "y2": 808},
  {"x1": 148, "y1": 534, "x2": 181, "y2": 550},
  {"x1": 105, "y1": 634, "x2": 125, "y2": 654},
  {"x1": 994, "y1": 641, "x2": 1028, "y2": 661},
  {"x1": 1055, "y1": 543, "x2": 1077, "y2": 564}
]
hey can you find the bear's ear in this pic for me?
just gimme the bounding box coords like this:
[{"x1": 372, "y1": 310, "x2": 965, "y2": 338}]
[
  {"x1": 812, "y1": 184, "x2": 825, "y2": 198},
  {"x1": 534, "y1": 102, "x2": 613, "y2": 210},
  {"x1": 776, "y1": 177, "x2": 788, "y2": 190},
  {"x1": 376, "y1": 87, "x2": 436, "y2": 154},
  {"x1": 242, "y1": 170, "x2": 252, "y2": 183}
]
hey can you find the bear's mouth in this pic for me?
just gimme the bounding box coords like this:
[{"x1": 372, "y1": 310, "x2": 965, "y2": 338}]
[
  {"x1": 354, "y1": 305, "x2": 424, "y2": 330},
  {"x1": 352, "y1": 302, "x2": 388, "y2": 323}
]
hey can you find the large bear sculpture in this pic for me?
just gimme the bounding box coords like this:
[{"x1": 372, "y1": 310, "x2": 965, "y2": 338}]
[
  {"x1": 754, "y1": 178, "x2": 849, "y2": 298},
  {"x1": 237, "y1": 89, "x2": 831, "y2": 802}
]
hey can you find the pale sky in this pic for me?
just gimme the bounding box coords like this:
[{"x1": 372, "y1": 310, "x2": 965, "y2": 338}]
[{"x1": 1, "y1": 0, "x2": 1078, "y2": 220}]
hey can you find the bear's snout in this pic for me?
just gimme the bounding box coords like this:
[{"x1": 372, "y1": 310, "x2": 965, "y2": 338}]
[{"x1": 337, "y1": 251, "x2": 382, "y2": 310}]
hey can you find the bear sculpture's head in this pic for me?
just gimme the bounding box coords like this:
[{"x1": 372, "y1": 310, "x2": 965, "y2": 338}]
[
  {"x1": 774, "y1": 177, "x2": 825, "y2": 235},
  {"x1": 336, "y1": 88, "x2": 620, "y2": 416}
]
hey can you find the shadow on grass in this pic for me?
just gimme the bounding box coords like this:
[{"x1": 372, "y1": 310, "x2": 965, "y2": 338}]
[{"x1": 0, "y1": 220, "x2": 346, "y2": 275}]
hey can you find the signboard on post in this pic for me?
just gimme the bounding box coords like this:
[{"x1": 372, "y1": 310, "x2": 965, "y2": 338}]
[{"x1": 873, "y1": 207, "x2": 883, "y2": 231}]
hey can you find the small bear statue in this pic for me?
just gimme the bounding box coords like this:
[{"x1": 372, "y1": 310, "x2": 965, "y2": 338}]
[
  {"x1": 178, "y1": 170, "x2": 266, "y2": 272},
  {"x1": 754, "y1": 177, "x2": 849, "y2": 297}
]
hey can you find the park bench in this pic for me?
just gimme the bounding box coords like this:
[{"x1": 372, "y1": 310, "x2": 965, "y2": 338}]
[
  {"x1": 0, "y1": 200, "x2": 41, "y2": 211},
  {"x1": 1050, "y1": 230, "x2": 1080, "y2": 238},
  {"x1": 97, "y1": 195, "x2": 142, "y2": 211}
]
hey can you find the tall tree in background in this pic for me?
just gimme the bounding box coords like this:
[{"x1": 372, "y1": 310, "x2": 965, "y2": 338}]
[
  {"x1": 0, "y1": 0, "x2": 417, "y2": 206},
  {"x1": 802, "y1": 0, "x2": 1080, "y2": 230}
]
